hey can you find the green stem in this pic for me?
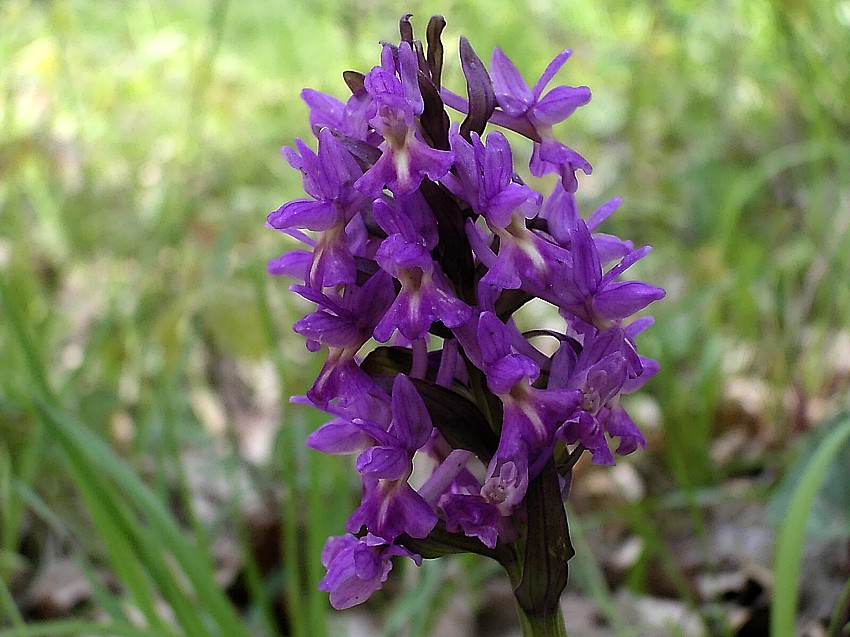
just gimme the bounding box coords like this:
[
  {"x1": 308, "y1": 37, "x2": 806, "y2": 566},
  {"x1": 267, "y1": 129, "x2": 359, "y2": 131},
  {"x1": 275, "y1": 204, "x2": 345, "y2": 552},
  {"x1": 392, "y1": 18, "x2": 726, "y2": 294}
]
[{"x1": 514, "y1": 599, "x2": 569, "y2": 637}]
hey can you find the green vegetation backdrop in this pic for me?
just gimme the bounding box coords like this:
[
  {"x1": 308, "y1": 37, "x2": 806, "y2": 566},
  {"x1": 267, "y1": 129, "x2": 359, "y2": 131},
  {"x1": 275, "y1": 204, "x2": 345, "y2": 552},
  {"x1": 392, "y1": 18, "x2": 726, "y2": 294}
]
[{"x1": 1, "y1": 1, "x2": 849, "y2": 635}]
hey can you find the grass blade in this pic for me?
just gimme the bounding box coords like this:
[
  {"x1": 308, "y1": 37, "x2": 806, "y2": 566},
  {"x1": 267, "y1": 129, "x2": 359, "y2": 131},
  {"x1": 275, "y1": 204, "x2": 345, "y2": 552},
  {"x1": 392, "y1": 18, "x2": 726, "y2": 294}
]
[
  {"x1": 33, "y1": 400, "x2": 252, "y2": 637},
  {"x1": 0, "y1": 620, "x2": 172, "y2": 637},
  {"x1": 771, "y1": 414, "x2": 850, "y2": 637}
]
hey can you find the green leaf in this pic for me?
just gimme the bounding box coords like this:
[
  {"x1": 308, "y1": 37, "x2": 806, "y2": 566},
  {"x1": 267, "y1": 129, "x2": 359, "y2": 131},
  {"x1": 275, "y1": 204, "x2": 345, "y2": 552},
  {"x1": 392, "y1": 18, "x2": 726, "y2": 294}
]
[
  {"x1": 771, "y1": 412, "x2": 850, "y2": 637},
  {"x1": 360, "y1": 346, "x2": 414, "y2": 376},
  {"x1": 32, "y1": 400, "x2": 252, "y2": 637},
  {"x1": 398, "y1": 519, "x2": 513, "y2": 565},
  {"x1": 514, "y1": 460, "x2": 573, "y2": 617},
  {"x1": 769, "y1": 413, "x2": 850, "y2": 541},
  {"x1": 369, "y1": 373, "x2": 499, "y2": 461}
]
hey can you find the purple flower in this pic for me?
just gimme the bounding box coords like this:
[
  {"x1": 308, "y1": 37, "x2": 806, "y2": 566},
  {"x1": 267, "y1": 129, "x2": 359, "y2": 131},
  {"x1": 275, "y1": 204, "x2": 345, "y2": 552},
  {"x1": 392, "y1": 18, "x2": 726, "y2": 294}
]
[
  {"x1": 354, "y1": 43, "x2": 454, "y2": 196},
  {"x1": 541, "y1": 185, "x2": 634, "y2": 265},
  {"x1": 344, "y1": 375, "x2": 438, "y2": 541},
  {"x1": 372, "y1": 199, "x2": 472, "y2": 341},
  {"x1": 268, "y1": 16, "x2": 666, "y2": 617},
  {"x1": 594, "y1": 317, "x2": 659, "y2": 454},
  {"x1": 466, "y1": 213, "x2": 569, "y2": 309},
  {"x1": 306, "y1": 418, "x2": 375, "y2": 455},
  {"x1": 556, "y1": 217, "x2": 666, "y2": 329},
  {"x1": 598, "y1": 399, "x2": 646, "y2": 455},
  {"x1": 442, "y1": 131, "x2": 538, "y2": 227},
  {"x1": 268, "y1": 128, "x2": 368, "y2": 287},
  {"x1": 476, "y1": 313, "x2": 583, "y2": 513},
  {"x1": 301, "y1": 383, "x2": 393, "y2": 437},
  {"x1": 372, "y1": 193, "x2": 439, "y2": 250},
  {"x1": 489, "y1": 48, "x2": 592, "y2": 192},
  {"x1": 549, "y1": 326, "x2": 645, "y2": 464},
  {"x1": 413, "y1": 446, "x2": 502, "y2": 548},
  {"x1": 300, "y1": 87, "x2": 373, "y2": 142},
  {"x1": 319, "y1": 533, "x2": 421, "y2": 609},
  {"x1": 292, "y1": 270, "x2": 394, "y2": 406},
  {"x1": 441, "y1": 493, "x2": 501, "y2": 549},
  {"x1": 266, "y1": 249, "x2": 311, "y2": 278}
]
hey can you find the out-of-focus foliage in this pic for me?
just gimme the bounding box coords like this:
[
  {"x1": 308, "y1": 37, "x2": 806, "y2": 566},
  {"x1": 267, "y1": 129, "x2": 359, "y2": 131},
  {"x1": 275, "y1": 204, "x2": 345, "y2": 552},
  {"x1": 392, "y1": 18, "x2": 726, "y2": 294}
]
[{"x1": 1, "y1": 0, "x2": 849, "y2": 634}]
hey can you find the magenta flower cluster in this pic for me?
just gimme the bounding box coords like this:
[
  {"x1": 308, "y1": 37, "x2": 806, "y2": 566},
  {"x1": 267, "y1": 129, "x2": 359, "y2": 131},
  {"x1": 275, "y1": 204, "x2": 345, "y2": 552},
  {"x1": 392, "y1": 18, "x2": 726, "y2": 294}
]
[{"x1": 268, "y1": 16, "x2": 664, "y2": 610}]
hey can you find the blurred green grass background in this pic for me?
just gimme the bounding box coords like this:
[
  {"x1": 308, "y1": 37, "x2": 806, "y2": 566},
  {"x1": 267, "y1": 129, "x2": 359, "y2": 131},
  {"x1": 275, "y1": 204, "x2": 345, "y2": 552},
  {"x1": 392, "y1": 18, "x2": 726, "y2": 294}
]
[{"x1": 1, "y1": 0, "x2": 849, "y2": 635}]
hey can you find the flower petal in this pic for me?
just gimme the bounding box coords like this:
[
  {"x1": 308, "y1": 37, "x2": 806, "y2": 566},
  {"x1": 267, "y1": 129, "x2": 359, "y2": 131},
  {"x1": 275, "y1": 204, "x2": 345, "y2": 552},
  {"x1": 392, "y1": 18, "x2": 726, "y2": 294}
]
[
  {"x1": 490, "y1": 48, "x2": 533, "y2": 115},
  {"x1": 307, "y1": 419, "x2": 374, "y2": 455},
  {"x1": 532, "y1": 85, "x2": 591, "y2": 126},
  {"x1": 592, "y1": 281, "x2": 666, "y2": 320},
  {"x1": 390, "y1": 374, "x2": 433, "y2": 451},
  {"x1": 531, "y1": 49, "x2": 572, "y2": 99}
]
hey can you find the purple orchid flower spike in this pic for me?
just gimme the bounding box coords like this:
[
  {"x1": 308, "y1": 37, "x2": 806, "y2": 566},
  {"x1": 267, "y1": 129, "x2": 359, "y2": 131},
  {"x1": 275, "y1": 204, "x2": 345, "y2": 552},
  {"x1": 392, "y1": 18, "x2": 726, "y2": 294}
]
[
  {"x1": 268, "y1": 16, "x2": 666, "y2": 628},
  {"x1": 490, "y1": 48, "x2": 592, "y2": 192},
  {"x1": 319, "y1": 533, "x2": 422, "y2": 609}
]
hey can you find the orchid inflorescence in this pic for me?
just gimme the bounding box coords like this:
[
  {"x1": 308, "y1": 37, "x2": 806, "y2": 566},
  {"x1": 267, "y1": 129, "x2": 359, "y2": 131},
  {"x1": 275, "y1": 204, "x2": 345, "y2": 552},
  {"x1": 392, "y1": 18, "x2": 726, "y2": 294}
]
[{"x1": 267, "y1": 14, "x2": 665, "y2": 620}]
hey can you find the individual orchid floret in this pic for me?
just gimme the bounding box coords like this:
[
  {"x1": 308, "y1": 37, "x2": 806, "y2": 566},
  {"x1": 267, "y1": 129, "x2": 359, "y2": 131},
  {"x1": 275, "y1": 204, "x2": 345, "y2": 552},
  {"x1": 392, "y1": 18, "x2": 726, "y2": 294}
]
[
  {"x1": 541, "y1": 185, "x2": 634, "y2": 265},
  {"x1": 557, "y1": 217, "x2": 666, "y2": 329},
  {"x1": 597, "y1": 399, "x2": 647, "y2": 456},
  {"x1": 372, "y1": 202, "x2": 472, "y2": 341},
  {"x1": 549, "y1": 327, "x2": 644, "y2": 464},
  {"x1": 466, "y1": 211, "x2": 569, "y2": 309},
  {"x1": 267, "y1": 128, "x2": 368, "y2": 287},
  {"x1": 291, "y1": 270, "x2": 394, "y2": 406},
  {"x1": 319, "y1": 533, "x2": 421, "y2": 610},
  {"x1": 354, "y1": 42, "x2": 454, "y2": 197},
  {"x1": 297, "y1": 383, "x2": 393, "y2": 434},
  {"x1": 594, "y1": 317, "x2": 659, "y2": 454},
  {"x1": 439, "y1": 457, "x2": 507, "y2": 548},
  {"x1": 442, "y1": 131, "x2": 539, "y2": 227},
  {"x1": 345, "y1": 374, "x2": 438, "y2": 541},
  {"x1": 476, "y1": 313, "x2": 583, "y2": 514},
  {"x1": 372, "y1": 193, "x2": 439, "y2": 251},
  {"x1": 489, "y1": 48, "x2": 592, "y2": 192},
  {"x1": 413, "y1": 447, "x2": 502, "y2": 549},
  {"x1": 440, "y1": 492, "x2": 501, "y2": 549}
]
